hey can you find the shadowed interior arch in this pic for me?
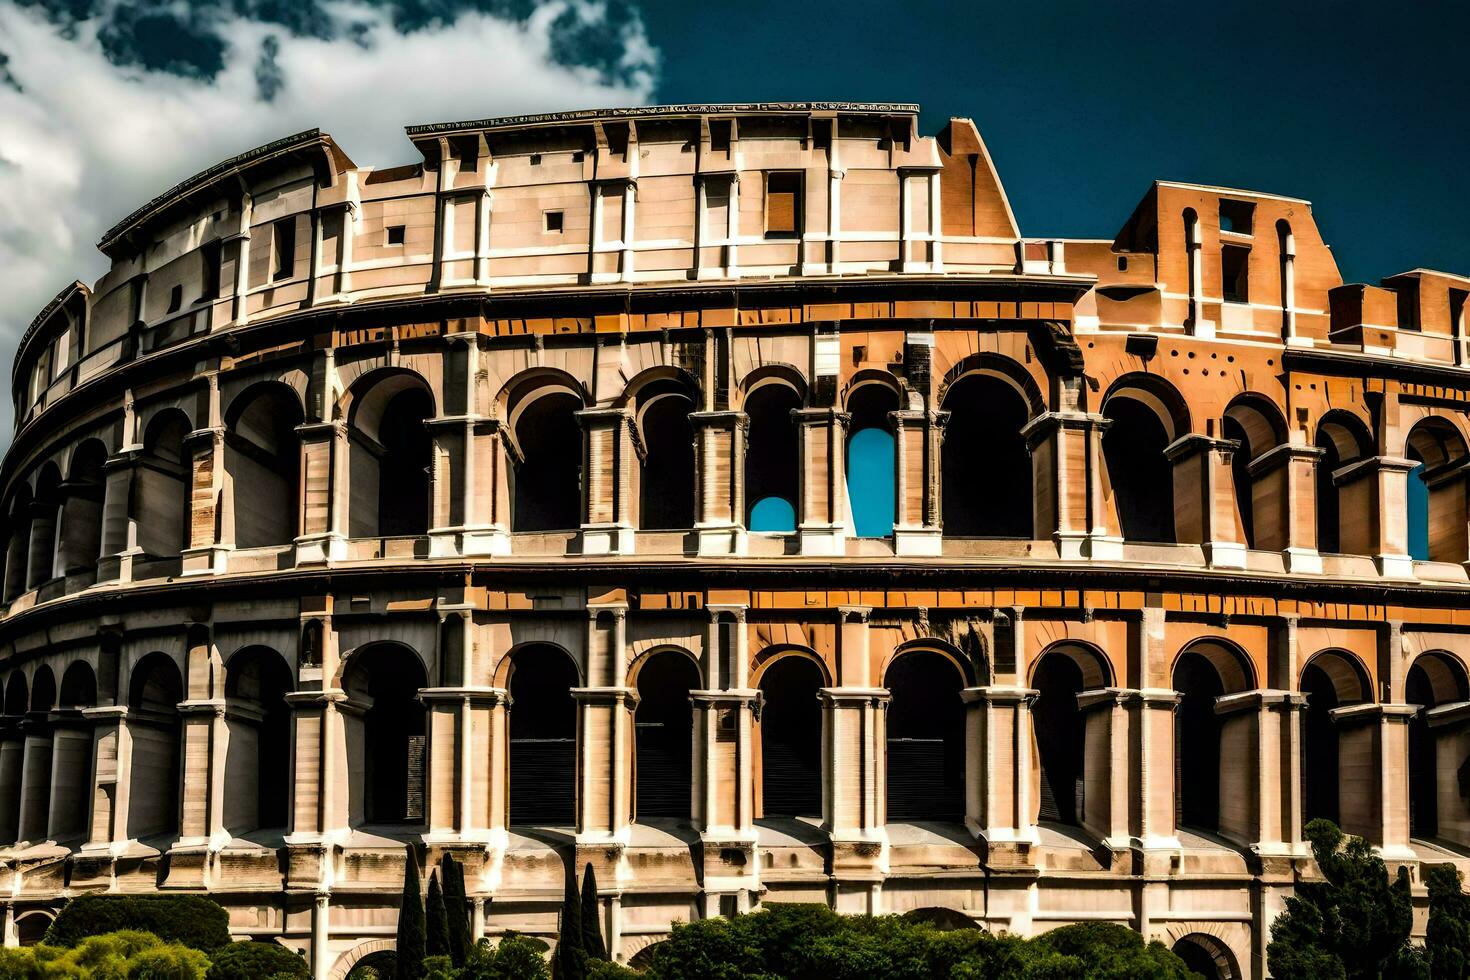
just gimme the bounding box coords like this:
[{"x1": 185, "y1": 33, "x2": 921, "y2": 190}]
[
  {"x1": 1407, "y1": 652, "x2": 1470, "y2": 839},
  {"x1": 1314, "y1": 412, "x2": 1371, "y2": 554},
  {"x1": 138, "y1": 411, "x2": 190, "y2": 562},
  {"x1": 1103, "y1": 393, "x2": 1176, "y2": 543},
  {"x1": 343, "y1": 644, "x2": 427, "y2": 826},
  {"x1": 511, "y1": 390, "x2": 583, "y2": 532},
  {"x1": 637, "y1": 384, "x2": 696, "y2": 531},
  {"x1": 346, "y1": 373, "x2": 434, "y2": 539},
  {"x1": 885, "y1": 650, "x2": 965, "y2": 821},
  {"x1": 634, "y1": 651, "x2": 700, "y2": 820},
  {"x1": 126, "y1": 652, "x2": 183, "y2": 840},
  {"x1": 744, "y1": 383, "x2": 801, "y2": 532},
  {"x1": 224, "y1": 647, "x2": 295, "y2": 834},
  {"x1": 508, "y1": 645, "x2": 579, "y2": 825},
  {"x1": 845, "y1": 383, "x2": 897, "y2": 538},
  {"x1": 57, "y1": 440, "x2": 107, "y2": 578},
  {"x1": 758, "y1": 656, "x2": 823, "y2": 817},
  {"x1": 941, "y1": 374, "x2": 1032, "y2": 537},
  {"x1": 1300, "y1": 651, "x2": 1370, "y2": 827},
  {"x1": 226, "y1": 385, "x2": 304, "y2": 549}
]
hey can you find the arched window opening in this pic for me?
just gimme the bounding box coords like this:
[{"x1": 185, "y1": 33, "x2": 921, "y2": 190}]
[
  {"x1": 138, "y1": 411, "x2": 191, "y2": 562},
  {"x1": 51, "y1": 662, "x2": 97, "y2": 841},
  {"x1": 941, "y1": 375, "x2": 1032, "y2": 537},
  {"x1": 226, "y1": 386, "x2": 304, "y2": 549},
  {"x1": 126, "y1": 653, "x2": 183, "y2": 840},
  {"x1": 1315, "y1": 414, "x2": 1371, "y2": 554},
  {"x1": 885, "y1": 651, "x2": 965, "y2": 822},
  {"x1": 344, "y1": 645, "x2": 427, "y2": 826},
  {"x1": 4, "y1": 673, "x2": 27, "y2": 716},
  {"x1": 59, "y1": 661, "x2": 97, "y2": 709},
  {"x1": 1172, "y1": 934, "x2": 1239, "y2": 980},
  {"x1": 29, "y1": 665, "x2": 55, "y2": 714},
  {"x1": 224, "y1": 648, "x2": 294, "y2": 835},
  {"x1": 744, "y1": 383, "x2": 801, "y2": 533},
  {"x1": 56, "y1": 441, "x2": 107, "y2": 579},
  {"x1": 1300, "y1": 652, "x2": 1370, "y2": 833},
  {"x1": 27, "y1": 465, "x2": 62, "y2": 589},
  {"x1": 508, "y1": 645, "x2": 578, "y2": 825},
  {"x1": 758, "y1": 657, "x2": 823, "y2": 818},
  {"x1": 1103, "y1": 395, "x2": 1176, "y2": 543},
  {"x1": 1405, "y1": 418, "x2": 1469, "y2": 563},
  {"x1": 637, "y1": 389, "x2": 696, "y2": 531},
  {"x1": 3, "y1": 488, "x2": 33, "y2": 601},
  {"x1": 634, "y1": 651, "x2": 700, "y2": 821},
  {"x1": 1033, "y1": 653, "x2": 1085, "y2": 826},
  {"x1": 1174, "y1": 651, "x2": 1226, "y2": 832},
  {"x1": 845, "y1": 383, "x2": 897, "y2": 539},
  {"x1": 1301, "y1": 663, "x2": 1341, "y2": 826},
  {"x1": 1223, "y1": 398, "x2": 1286, "y2": 550},
  {"x1": 1406, "y1": 653, "x2": 1470, "y2": 840},
  {"x1": 347, "y1": 374, "x2": 433, "y2": 539},
  {"x1": 511, "y1": 392, "x2": 583, "y2": 532}
]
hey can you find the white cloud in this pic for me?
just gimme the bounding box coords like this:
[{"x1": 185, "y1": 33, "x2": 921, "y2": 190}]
[{"x1": 0, "y1": 0, "x2": 658, "y2": 444}]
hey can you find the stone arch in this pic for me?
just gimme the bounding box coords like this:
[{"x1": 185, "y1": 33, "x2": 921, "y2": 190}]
[
  {"x1": 12, "y1": 909, "x2": 56, "y2": 947},
  {"x1": 502, "y1": 370, "x2": 586, "y2": 534},
  {"x1": 884, "y1": 646, "x2": 966, "y2": 822},
  {"x1": 936, "y1": 353, "x2": 1045, "y2": 417},
  {"x1": 627, "y1": 372, "x2": 699, "y2": 532},
  {"x1": 750, "y1": 645, "x2": 833, "y2": 689},
  {"x1": 755, "y1": 649, "x2": 826, "y2": 818},
  {"x1": 1101, "y1": 374, "x2": 1188, "y2": 544},
  {"x1": 1223, "y1": 393, "x2": 1288, "y2": 549},
  {"x1": 1030, "y1": 642, "x2": 1111, "y2": 827},
  {"x1": 3, "y1": 484, "x2": 34, "y2": 600},
  {"x1": 1173, "y1": 639, "x2": 1255, "y2": 835},
  {"x1": 1407, "y1": 650, "x2": 1470, "y2": 839},
  {"x1": 626, "y1": 644, "x2": 704, "y2": 688},
  {"x1": 27, "y1": 462, "x2": 62, "y2": 589},
  {"x1": 614, "y1": 365, "x2": 701, "y2": 409},
  {"x1": 1028, "y1": 640, "x2": 1114, "y2": 690},
  {"x1": 29, "y1": 664, "x2": 56, "y2": 712},
  {"x1": 4, "y1": 671, "x2": 28, "y2": 715},
  {"x1": 738, "y1": 363, "x2": 808, "y2": 405},
  {"x1": 59, "y1": 660, "x2": 97, "y2": 708},
  {"x1": 1300, "y1": 649, "x2": 1373, "y2": 827},
  {"x1": 506, "y1": 642, "x2": 580, "y2": 825},
  {"x1": 56, "y1": 439, "x2": 107, "y2": 578},
  {"x1": 49, "y1": 660, "x2": 98, "y2": 840},
  {"x1": 138, "y1": 409, "x2": 192, "y2": 562},
  {"x1": 743, "y1": 376, "x2": 802, "y2": 533},
  {"x1": 633, "y1": 647, "x2": 701, "y2": 821},
  {"x1": 126, "y1": 651, "x2": 183, "y2": 840},
  {"x1": 341, "y1": 641, "x2": 429, "y2": 826},
  {"x1": 884, "y1": 638, "x2": 977, "y2": 689},
  {"x1": 1315, "y1": 409, "x2": 1374, "y2": 554},
  {"x1": 844, "y1": 374, "x2": 900, "y2": 539},
  {"x1": 941, "y1": 370, "x2": 1033, "y2": 537},
  {"x1": 1168, "y1": 928, "x2": 1243, "y2": 980},
  {"x1": 225, "y1": 381, "x2": 305, "y2": 549},
  {"x1": 1173, "y1": 638, "x2": 1255, "y2": 695},
  {"x1": 1404, "y1": 415, "x2": 1470, "y2": 562},
  {"x1": 329, "y1": 938, "x2": 397, "y2": 980},
  {"x1": 342, "y1": 368, "x2": 436, "y2": 539},
  {"x1": 223, "y1": 645, "x2": 296, "y2": 834}
]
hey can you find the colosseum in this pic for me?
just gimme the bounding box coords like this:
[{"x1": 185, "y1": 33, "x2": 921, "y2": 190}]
[{"x1": 0, "y1": 101, "x2": 1467, "y2": 978}]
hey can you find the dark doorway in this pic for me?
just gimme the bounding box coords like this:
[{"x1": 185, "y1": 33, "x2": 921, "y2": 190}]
[
  {"x1": 885, "y1": 652, "x2": 965, "y2": 821},
  {"x1": 744, "y1": 384, "x2": 801, "y2": 532},
  {"x1": 1301, "y1": 663, "x2": 1340, "y2": 826},
  {"x1": 1103, "y1": 398, "x2": 1175, "y2": 542},
  {"x1": 513, "y1": 393, "x2": 582, "y2": 532},
  {"x1": 376, "y1": 389, "x2": 433, "y2": 537},
  {"x1": 226, "y1": 648, "x2": 294, "y2": 832},
  {"x1": 941, "y1": 375, "x2": 1032, "y2": 536},
  {"x1": 509, "y1": 646, "x2": 579, "y2": 825},
  {"x1": 1033, "y1": 654, "x2": 1085, "y2": 825},
  {"x1": 759, "y1": 657, "x2": 823, "y2": 817},
  {"x1": 634, "y1": 652, "x2": 699, "y2": 820},
  {"x1": 639, "y1": 394, "x2": 696, "y2": 530},
  {"x1": 351, "y1": 646, "x2": 427, "y2": 825},
  {"x1": 1174, "y1": 652, "x2": 1225, "y2": 832}
]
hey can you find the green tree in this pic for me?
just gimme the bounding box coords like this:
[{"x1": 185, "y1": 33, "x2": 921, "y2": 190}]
[
  {"x1": 396, "y1": 846, "x2": 427, "y2": 980},
  {"x1": 441, "y1": 853, "x2": 472, "y2": 967},
  {"x1": 206, "y1": 940, "x2": 310, "y2": 979},
  {"x1": 1267, "y1": 819, "x2": 1414, "y2": 980},
  {"x1": 45, "y1": 895, "x2": 233, "y2": 951},
  {"x1": 426, "y1": 869, "x2": 451, "y2": 960},
  {"x1": 1427, "y1": 863, "x2": 1470, "y2": 980},
  {"x1": 581, "y1": 863, "x2": 608, "y2": 961},
  {"x1": 553, "y1": 866, "x2": 588, "y2": 980}
]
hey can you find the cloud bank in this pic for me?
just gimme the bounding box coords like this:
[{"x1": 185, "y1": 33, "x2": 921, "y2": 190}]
[{"x1": 0, "y1": 0, "x2": 658, "y2": 441}]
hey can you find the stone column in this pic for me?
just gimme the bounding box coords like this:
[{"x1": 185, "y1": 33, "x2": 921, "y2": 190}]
[
  {"x1": 820, "y1": 688, "x2": 889, "y2": 879},
  {"x1": 1331, "y1": 702, "x2": 1417, "y2": 861},
  {"x1": 1248, "y1": 444, "x2": 1325, "y2": 573},
  {"x1": 890, "y1": 409, "x2": 943, "y2": 557},
  {"x1": 962, "y1": 685, "x2": 1040, "y2": 867},
  {"x1": 294, "y1": 420, "x2": 345, "y2": 565},
  {"x1": 1165, "y1": 434, "x2": 1246, "y2": 568},
  {"x1": 181, "y1": 424, "x2": 228, "y2": 575},
  {"x1": 282, "y1": 690, "x2": 346, "y2": 892},
  {"x1": 24, "y1": 497, "x2": 57, "y2": 591},
  {"x1": 1333, "y1": 455, "x2": 1417, "y2": 577},
  {"x1": 0, "y1": 716, "x2": 24, "y2": 844},
  {"x1": 14, "y1": 712, "x2": 55, "y2": 845},
  {"x1": 1075, "y1": 689, "x2": 1131, "y2": 851},
  {"x1": 80, "y1": 706, "x2": 131, "y2": 852},
  {"x1": 577, "y1": 408, "x2": 634, "y2": 555},
  {"x1": 572, "y1": 687, "x2": 637, "y2": 843},
  {"x1": 1022, "y1": 411, "x2": 1116, "y2": 560},
  {"x1": 1211, "y1": 690, "x2": 1305, "y2": 854},
  {"x1": 421, "y1": 687, "x2": 509, "y2": 844},
  {"x1": 46, "y1": 709, "x2": 95, "y2": 841},
  {"x1": 793, "y1": 408, "x2": 849, "y2": 556},
  {"x1": 691, "y1": 410, "x2": 747, "y2": 556}
]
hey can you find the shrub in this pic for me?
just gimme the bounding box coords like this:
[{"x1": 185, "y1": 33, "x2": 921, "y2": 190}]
[
  {"x1": 452, "y1": 934, "x2": 551, "y2": 980},
  {"x1": 124, "y1": 943, "x2": 211, "y2": 979},
  {"x1": 1028, "y1": 922, "x2": 1197, "y2": 979},
  {"x1": 46, "y1": 895, "x2": 233, "y2": 951},
  {"x1": 0, "y1": 930, "x2": 211, "y2": 979},
  {"x1": 205, "y1": 940, "x2": 309, "y2": 980}
]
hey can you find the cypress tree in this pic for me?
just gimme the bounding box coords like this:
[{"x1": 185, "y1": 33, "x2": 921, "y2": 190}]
[
  {"x1": 1427, "y1": 863, "x2": 1470, "y2": 979},
  {"x1": 425, "y1": 869, "x2": 450, "y2": 960},
  {"x1": 440, "y1": 853, "x2": 471, "y2": 967},
  {"x1": 552, "y1": 865, "x2": 587, "y2": 980},
  {"x1": 395, "y1": 846, "x2": 427, "y2": 980},
  {"x1": 580, "y1": 863, "x2": 607, "y2": 961}
]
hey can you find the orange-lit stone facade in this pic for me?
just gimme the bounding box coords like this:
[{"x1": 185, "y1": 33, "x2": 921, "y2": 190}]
[{"x1": 3, "y1": 103, "x2": 1470, "y2": 979}]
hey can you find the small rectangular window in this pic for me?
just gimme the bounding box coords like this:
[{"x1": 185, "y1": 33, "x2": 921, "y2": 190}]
[
  {"x1": 544, "y1": 210, "x2": 564, "y2": 233},
  {"x1": 199, "y1": 240, "x2": 222, "y2": 301},
  {"x1": 572, "y1": 151, "x2": 585, "y2": 163},
  {"x1": 529, "y1": 153, "x2": 542, "y2": 166},
  {"x1": 1219, "y1": 199, "x2": 1255, "y2": 235},
  {"x1": 765, "y1": 171, "x2": 802, "y2": 239},
  {"x1": 1397, "y1": 286, "x2": 1421, "y2": 332},
  {"x1": 166, "y1": 284, "x2": 183, "y2": 314},
  {"x1": 1117, "y1": 256, "x2": 1129, "y2": 272},
  {"x1": 272, "y1": 218, "x2": 295, "y2": 281},
  {"x1": 386, "y1": 225, "x2": 406, "y2": 246},
  {"x1": 709, "y1": 120, "x2": 732, "y2": 153},
  {"x1": 1221, "y1": 244, "x2": 1250, "y2": 303}
]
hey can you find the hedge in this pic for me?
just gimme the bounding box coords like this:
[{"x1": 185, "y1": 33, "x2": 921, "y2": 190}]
[
  {"x1": 45, "y1": 895, "x2": 234, "y2": 951},
  {"x1": 206, "y1": 940, "x2": 310, "y2": 980}
]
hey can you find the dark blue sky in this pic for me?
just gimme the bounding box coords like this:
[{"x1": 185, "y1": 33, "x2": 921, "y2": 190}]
[{"x1": 636, "y1": 0, "x2": 1468, "y2": 284}]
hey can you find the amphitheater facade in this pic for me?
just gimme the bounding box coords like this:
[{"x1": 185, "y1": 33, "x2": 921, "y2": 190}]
[{"x1": 2, "y1": 102, "x2": 1469, "y2": 978}]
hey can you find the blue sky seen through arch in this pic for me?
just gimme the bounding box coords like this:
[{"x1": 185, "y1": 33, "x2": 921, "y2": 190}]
[{"x1": 848, "y1": 428, "x2": 895, "y2": 538}]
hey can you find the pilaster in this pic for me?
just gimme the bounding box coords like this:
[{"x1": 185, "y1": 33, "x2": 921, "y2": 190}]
[
  {"x1": 1022, "y1": 411, "x2": 1117, "y2": 560},
  {"x1": 1248, "y1": 443, "x2": 1325, "y2": 573},
  {"x1": 691, "y1": 410, "x2": 748, "y2": 556},
  {"x1": 962, "y1": 685, "x2": 1040, "y2": 866},
  {"x1": 1164, "y1": 433, "x2": 1246, "y2": 568},
  {"x1": 577, "y1": 408, "x2": 635, "y2": 555},
  {"x1": 1330, "y1": 702, "x2": 1417, "y2": 861},
  {"x1": 890, "y1": 409, "x2": 943, "y2": 556},
  {"x1": 793, "y1": 408, "x2": 849, "y2": 555},
  {"x1": 1333, "y1": 455, "x2": 1417, "y2": 577}
]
